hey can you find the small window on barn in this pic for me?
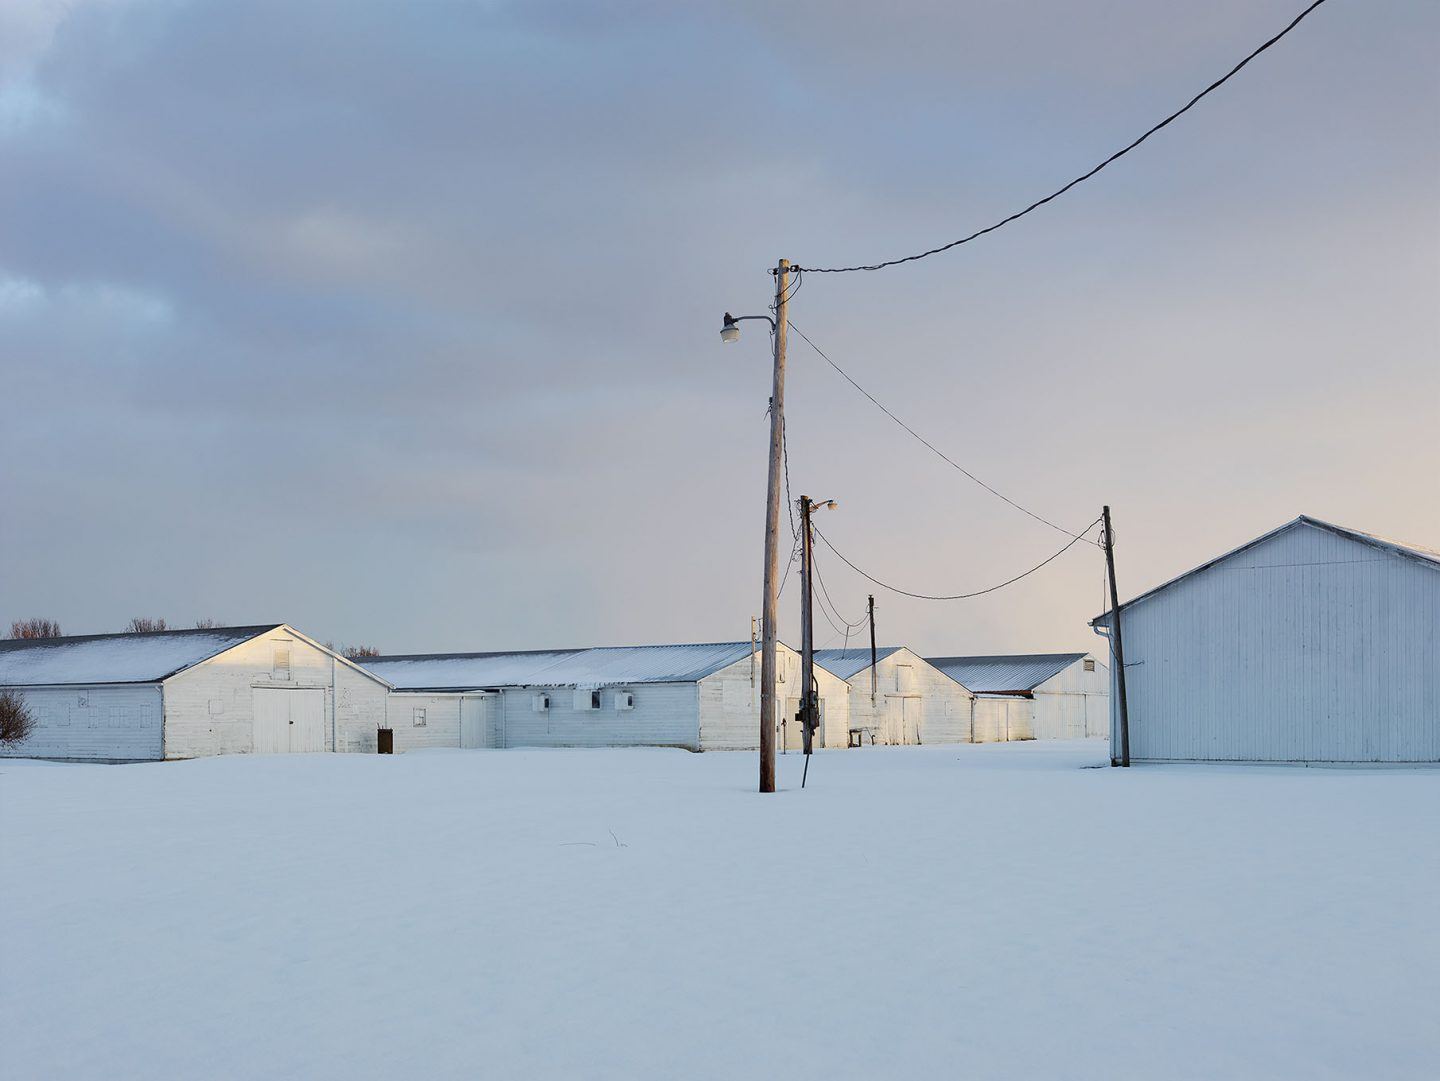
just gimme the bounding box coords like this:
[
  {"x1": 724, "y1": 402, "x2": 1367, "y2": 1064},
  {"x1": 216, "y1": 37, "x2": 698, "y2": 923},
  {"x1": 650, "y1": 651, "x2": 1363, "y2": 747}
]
[
  {"x1": 591, "y1": 690, "x2": 602, "y2": 710},
  {"x1": 413, "y1": 707, "x2": 427, "y2": 727},
  {"x1": 1083, "y1": 658, "x2": 1096, "y2": 672},
  {"x1": 272, "y1": 646, "x2": 292, "y2": 681}
]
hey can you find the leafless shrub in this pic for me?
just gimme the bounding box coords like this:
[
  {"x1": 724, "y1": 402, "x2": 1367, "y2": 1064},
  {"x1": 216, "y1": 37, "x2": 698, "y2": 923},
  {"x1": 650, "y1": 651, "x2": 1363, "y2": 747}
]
[
  {"x1": 126, "y1": 617, "x2": 168, "y2": 634},
  {"x1": 8, "y1": 618, "x2": 61, "y2": 639},
  {"x1": 343, "y1": 644, "x2": 381, "y2": 660},
  {"x1": 193, "y1": 618, "x2": 223, "y2": 630},
  {"x1": 0, "y1": 689, "x2": 34, "y2": 745}
]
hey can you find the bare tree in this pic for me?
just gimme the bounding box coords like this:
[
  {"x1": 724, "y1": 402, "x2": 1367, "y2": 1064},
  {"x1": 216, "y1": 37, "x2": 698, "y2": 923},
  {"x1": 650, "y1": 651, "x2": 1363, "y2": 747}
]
[
  {"x1": 0, "y1": 689, "x2": 34, "y2": 745},
  {"x1": 192, "y1": 618, "x2": 224, "y2": 630},
  {"x1": 343, "y1": 644, "x2": 381, "y2": 660},
  {"x1": 8, "y1": 618, "x2": 61, "y2": 639},
  {"x1": 126, "y1": 617, "x2": 168, "y2": 634}
]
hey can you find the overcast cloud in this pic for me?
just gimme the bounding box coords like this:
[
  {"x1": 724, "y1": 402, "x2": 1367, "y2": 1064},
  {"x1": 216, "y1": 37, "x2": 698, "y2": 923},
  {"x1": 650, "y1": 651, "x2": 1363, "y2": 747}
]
[{"x1": 2, "y1": 0, "x2": 1437, "y2": 655}]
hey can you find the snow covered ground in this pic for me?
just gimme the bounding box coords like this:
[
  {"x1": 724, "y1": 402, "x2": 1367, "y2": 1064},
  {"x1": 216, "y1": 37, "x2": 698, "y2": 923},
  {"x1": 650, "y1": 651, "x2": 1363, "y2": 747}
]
[{"x1": 2, "y1": 742, "x2": 1437, "y2": 1080}]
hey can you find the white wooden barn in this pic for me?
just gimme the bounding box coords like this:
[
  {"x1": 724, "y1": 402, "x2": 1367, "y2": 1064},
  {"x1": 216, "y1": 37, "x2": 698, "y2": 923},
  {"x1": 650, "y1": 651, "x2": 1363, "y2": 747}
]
[
  {"x1": 1091, "y1": 515, "x2": 1440, "y2": 764},
  {"x1": 812, "y1": 647, "x2": 973, "y2": 745},
  {"x1": 0, "y1": 625, "x2": 391, "y2": 761},
  {"x1": 363, "y1": 641, "x2": 852, "y2": 751},
  {"x1": 924, "y1": 653, "x2": 1109, "y2": 742}
]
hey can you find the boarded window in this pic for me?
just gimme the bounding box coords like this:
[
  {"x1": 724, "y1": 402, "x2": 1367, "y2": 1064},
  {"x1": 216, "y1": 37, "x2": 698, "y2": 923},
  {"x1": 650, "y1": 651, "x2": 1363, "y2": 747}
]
[
  {"x1": 413, "y1": 707, "x2": 427, "y2": 727},
  {"x1": 272, "y1": 646, "x2": 292, "y2": 681},
  {"x1": 895, "y1": 664, "x2": 914, "y2": 692}
]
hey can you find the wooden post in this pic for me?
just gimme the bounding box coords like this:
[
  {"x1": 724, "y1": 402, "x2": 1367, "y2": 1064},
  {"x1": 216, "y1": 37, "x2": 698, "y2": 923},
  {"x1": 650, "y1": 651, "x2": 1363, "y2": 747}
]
[
  {"x1": 867, "y1": 594, "x2": 877, "y2": 706},
  {"x1": 1102, "y1": 505, "x2": 1132, "y2": 767},
  {"x1": 759, "y1": 259, "x2": 789, "y2": 793},
  {"x1": 799, "y1": 495, "x2": 815, "y2": 759}
]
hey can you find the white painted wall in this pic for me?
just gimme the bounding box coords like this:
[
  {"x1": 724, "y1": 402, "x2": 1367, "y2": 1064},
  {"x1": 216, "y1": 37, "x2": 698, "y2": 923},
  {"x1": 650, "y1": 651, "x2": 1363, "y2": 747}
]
[
  {"x1": 1031, "y1": 655, "x2": 1109, "y2": 740},
  {"x1": 0, "y1": 684, "x2": 163, "y2": 761},
  {"x1": 698, "y1": 647, "x2": 850, "y2": 750},
  {"x1": 837, "y1": 649, "x2": 973, "y2": 746},
  {"x1": 499, "y1": 683, "x2": 700, "y2": 749},
  {"x1": 1103, "y1": 523, "x2": 1440, "y2": 763},
  {"x1": 380, "y1": 692, "x2": 500, "y2": 751},
  {"x1": 163, "y1": 627, "x2": 388, "y2": 758},
  {"x1": 973, "y1": 697, "x2": 1032, "y2": 743}
]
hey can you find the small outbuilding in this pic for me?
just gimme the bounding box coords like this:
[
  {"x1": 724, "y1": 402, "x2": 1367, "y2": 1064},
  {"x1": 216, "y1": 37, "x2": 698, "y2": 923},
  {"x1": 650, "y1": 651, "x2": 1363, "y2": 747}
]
[
  {"x1": 925, "y1": 653, "x2": 1109, "y2": 742},
  {"x1": 0, "y1": 625, "x2": 391, "y2": 761},
  {"x1": 812, "y1": 646, "x2": 973, "y2": 745},
  {"x1": 1091, "y1": 515, "x2": 1440, "y2": 764},
  {"x1": 363, "y1": 641, "x2": 852, "y2": 751}
]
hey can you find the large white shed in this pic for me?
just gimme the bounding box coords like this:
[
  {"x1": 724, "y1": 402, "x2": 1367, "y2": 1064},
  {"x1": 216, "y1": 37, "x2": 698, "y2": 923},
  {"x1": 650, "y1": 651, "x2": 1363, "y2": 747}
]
[
  {"x1": 812, "y1": 646, "x2": 973, "y2": 745},
  {"x1": 0, "y1": 625, "x2": 391, "y2": 761},
  {"x1": 364, "y1": 641, "x2": 852, "y2": 751},
  {"x1": 924, "y1": 653, "x2": 1109, "y2": 742},
  {"x1": 1091, "y1": 515, "x2": 1440, "y2": 764}
]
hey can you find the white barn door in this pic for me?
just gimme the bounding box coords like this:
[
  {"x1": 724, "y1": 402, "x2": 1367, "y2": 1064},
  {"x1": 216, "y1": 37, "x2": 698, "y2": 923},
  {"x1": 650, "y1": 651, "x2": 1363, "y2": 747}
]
[
  {"x1": 460, "y1": 697, "x2": 486, "y2": 749},
  {"x1": 253, "y1": 688, "x2": 326, "y2": 753}
]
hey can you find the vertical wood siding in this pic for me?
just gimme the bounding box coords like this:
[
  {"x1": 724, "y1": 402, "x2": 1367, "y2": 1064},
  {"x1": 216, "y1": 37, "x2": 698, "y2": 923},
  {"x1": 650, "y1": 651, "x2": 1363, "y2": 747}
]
[
  {"x1": 0, "y1": 684, "x2": 163, "y2": 761},
  {"x1": 1110, "y1": 524, "x2": 1440, "y2": 763},
  {"x1": 839, "y1": 649, "x2": 973, "y2": 745},
  {"x1": 698, "y1": 648, "x2": 850, "y2": 750},
  {"x1": 1030, "y1": 656, "x2": 1110, "y2": 739}
]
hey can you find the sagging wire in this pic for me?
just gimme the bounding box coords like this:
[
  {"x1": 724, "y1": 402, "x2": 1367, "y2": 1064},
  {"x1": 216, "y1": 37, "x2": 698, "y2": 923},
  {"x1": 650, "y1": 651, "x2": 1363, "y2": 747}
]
[{"x1": 813, "y1": 517, "x2": 1103, "y2": 602}]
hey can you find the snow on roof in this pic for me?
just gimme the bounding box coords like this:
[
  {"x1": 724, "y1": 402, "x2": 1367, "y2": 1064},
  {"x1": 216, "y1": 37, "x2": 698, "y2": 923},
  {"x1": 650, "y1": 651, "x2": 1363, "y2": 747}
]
[
  {"x1": 812, "y1": 646, "x2": 904, "y2": 680},
  {"x1": 924, "y1": 654, "x2": 1087, "y2": 695},
  {"x1": 363, "y1": 642, "x2": 759, "y2": 690},
  {"x1": 361, "y1": 650, "x2": 585, "y2": 691},
  {"x1": 1091, "y1": 515, "x2": 1440, "y2": 623},
  {"x1": 0, "y1": 626, "x2": 282, "y2": 687}
]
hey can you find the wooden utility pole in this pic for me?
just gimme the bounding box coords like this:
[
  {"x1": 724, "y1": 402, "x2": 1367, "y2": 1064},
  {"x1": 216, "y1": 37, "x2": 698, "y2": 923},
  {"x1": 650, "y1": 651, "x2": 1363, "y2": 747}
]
[
  {"x1": 758, "y1": 258, "x2": 790, "y2": 793},
  {"x1": 1102, "y1": 505, "x2": 1132, "y2": 767},
  {"x1": 799, "y1": 495, "x2": 816, "y2": 760},
  {"x1": 867, "y1": 594, "x2": 877, "y2": 706}
]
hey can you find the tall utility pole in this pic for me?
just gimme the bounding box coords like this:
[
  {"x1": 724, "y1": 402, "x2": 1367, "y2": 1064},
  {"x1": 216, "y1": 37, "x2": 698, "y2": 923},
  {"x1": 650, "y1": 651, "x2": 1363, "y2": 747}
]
[
  {"x1": 867, "y1": 594, "x2": 877, "y2": 706},
  {"x1": 798, "y1": 495, "x2": 816, "y2": 759},
  {"x1": 1102, "y1": 505, "x2": 1132, "y2": 767},
  {"x1": 758, "y1": 258, "x2": 790, "y2": 793}
]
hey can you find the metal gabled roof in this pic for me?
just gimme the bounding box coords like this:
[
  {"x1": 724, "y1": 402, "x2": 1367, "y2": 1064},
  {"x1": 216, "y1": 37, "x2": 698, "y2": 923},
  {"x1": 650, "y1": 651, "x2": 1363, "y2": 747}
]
[
  {"x1": 362, "y1": 641, "x2": 760, "y2": 690},
  {"x1": 924, "y1": 653, "x2": 1087, "y2": 695},
  {"x1": 1091, "y1": 515, "x2": 1440, "y2": 624},
  {"x1": 811, "y1": 646, "x2": 904, "y2": 681},
  {"x1": 0, "y1": 625, "x2": 284, "y2": 687}
]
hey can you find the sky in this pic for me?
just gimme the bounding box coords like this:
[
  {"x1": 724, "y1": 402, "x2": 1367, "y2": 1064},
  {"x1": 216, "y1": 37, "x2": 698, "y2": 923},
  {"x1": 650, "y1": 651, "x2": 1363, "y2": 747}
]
[{"x1": 2, "y1": 0, "x2": 1437, "y2": 657}]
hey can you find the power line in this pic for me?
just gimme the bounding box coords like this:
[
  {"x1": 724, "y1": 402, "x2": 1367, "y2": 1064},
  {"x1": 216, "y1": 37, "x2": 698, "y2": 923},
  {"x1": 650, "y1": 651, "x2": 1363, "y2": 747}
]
[
  {"x1": 811, "y1": 548, "x2": 865, "y2": 630},
  {"x1": 814, "y1": 517, "x2": 1102, "y2": 601},
  {"x1": 793, "y1": 0, "x2": 1331, "y2": 274},
  {"x1": 787, "y1": 319, "x2": 1098, "y2": 545}
]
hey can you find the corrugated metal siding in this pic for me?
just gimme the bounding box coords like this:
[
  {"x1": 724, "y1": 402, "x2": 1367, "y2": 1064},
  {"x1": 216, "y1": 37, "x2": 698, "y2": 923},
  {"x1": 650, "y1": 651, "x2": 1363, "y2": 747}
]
[
  {"x1": 1112, "y1": 523, "x2": 1440, "y2": 762},
  {"x1": 0, "y1": 684, "x2": 163, "y2": 761}
]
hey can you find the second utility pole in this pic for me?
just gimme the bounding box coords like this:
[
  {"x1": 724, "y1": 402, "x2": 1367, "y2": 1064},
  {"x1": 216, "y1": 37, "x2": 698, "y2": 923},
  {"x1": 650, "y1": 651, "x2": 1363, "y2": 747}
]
[
  {"x1": 758, "y1": 258, "x2": 790, "y2": 793},
  {"x1": 799, "y1": 495, "x2": 816, "y2": 762}
]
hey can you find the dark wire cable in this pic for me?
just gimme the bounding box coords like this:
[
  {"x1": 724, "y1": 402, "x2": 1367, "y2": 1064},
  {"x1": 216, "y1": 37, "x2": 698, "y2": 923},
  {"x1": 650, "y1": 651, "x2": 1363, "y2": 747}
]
[
  {"x1": 788, "y1": 320, "x2": 1099, "y2": 545},
  {"x1": 814, "y1": 517, "x2": 1102, "y2": 601},
  {"x1": 792, "y1": 0, "x2": 1330, "y2": 274},
  {"x1": 812, "y1": 548, "x2": 866, "y2": 630}
]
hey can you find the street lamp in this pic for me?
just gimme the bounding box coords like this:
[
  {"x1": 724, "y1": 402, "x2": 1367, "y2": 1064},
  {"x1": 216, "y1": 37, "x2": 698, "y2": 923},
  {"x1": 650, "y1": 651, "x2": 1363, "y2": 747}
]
[
  {"x1": 720, "y1": 311, "x2": 773, "y2": 344},
  {"x1": 720, "y1": 259, "x2": 793, "y2": 793}
]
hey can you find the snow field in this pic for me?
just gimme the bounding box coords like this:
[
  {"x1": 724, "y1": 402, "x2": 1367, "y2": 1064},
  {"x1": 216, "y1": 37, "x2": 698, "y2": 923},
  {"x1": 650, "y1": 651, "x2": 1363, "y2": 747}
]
[{"x1": 2, "y1": 742, "x2": 1436, "y2": 1080}]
